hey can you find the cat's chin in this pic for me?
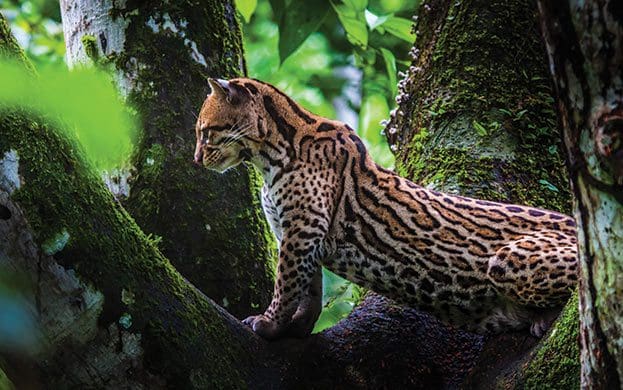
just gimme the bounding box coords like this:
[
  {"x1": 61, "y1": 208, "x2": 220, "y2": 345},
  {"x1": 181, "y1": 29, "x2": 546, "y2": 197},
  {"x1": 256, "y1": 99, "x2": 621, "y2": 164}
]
[{"x1": 205, "y1": 158, "x2": 242, "y2": 173}]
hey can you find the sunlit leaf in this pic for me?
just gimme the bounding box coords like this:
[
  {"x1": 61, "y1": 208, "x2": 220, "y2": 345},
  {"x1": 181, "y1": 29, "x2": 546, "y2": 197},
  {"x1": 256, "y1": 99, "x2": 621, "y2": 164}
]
[
  {"x1": 333, "y1": 2, "x2": 368, "y2": 48},
  {"x1": 360, "y1": 92, "x2": 389, "y2": 144},
  {"x1": 380, "y1": 47, "x2": 397, "y2": 97},
  {"x1": 277, "y1": 0, "x2": 330, "y2": 63},
  {"x1": 342, "y1": 0, "x2": 368, "y2": 11},
  {"x1": 472, "y1": 120, "x2": 487, "y2": 136},
  {"x1": 236, "y1": 0, "x2": 258, "y2": 23},
  {"x1": 0, "y1": 60, "x2": 137, "y2": 170},
  {"x1": 312, "y1": 269, "x2": 360, "y2": 333},
  {"x1": 364, "y1": 9, "x2": 390, "y2": 30},
  {"x1": 382, "y1": 16, "x2": 415, "y2": 43}
]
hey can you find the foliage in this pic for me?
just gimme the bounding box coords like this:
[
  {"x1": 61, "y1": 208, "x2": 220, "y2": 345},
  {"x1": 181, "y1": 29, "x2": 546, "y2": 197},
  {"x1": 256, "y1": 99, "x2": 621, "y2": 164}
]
[
  {"x1": 313, "y1": 269, "x2": 364, "y2": 333},
  {"x1": 0, "y1": 60, "x2": 137, "y2": 170},
  {"x1": 240, "y1": 0, "x2": 420, "y2": 168},
  {"x1": 0, "y1": 0, "x2": 64, "y2": 67}
]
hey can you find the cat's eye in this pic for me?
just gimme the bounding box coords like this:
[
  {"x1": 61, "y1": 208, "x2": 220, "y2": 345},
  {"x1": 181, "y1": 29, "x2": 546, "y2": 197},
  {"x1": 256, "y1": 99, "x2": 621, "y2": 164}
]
[{"x1": 200, "y1": 129, "x2": 211, "y2": 144}]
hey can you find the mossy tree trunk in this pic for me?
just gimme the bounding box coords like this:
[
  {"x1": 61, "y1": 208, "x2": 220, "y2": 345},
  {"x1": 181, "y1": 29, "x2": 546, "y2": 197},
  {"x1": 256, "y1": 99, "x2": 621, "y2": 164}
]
[
  {"x1": 0, "y1": 13, "x2": 268, "y2": 388},
  {"x1": 59, "y1": 0, "x2": 275, "y2": 318},
  {"x1": 387, "y1": 0, "x2": 580, "y2": 387},
  {"x1": 538, "y1": 1, "x2": 623, "y2": 387}
]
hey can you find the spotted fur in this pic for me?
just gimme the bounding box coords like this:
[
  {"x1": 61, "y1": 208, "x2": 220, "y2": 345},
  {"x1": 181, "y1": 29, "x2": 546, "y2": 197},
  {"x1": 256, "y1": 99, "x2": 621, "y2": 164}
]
[{"x1": 193, "y1": 78, "x2": 578, "y2": 340}]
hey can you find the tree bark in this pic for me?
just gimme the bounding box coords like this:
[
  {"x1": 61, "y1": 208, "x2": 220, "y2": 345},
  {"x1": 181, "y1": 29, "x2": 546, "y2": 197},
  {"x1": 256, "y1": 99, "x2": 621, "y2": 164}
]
[
  {"x1": 538, "y1": 0, "x2": 623, "y2": 387},
  {"x1": 0, "y1": 14, "x2": 268, "y2": 388},
  {"x1": 387, "y1": 0, "x2": 580, "y2": 387},
  {"x1": 59, "y1": 0, "x2": 275, "y2": 318}
]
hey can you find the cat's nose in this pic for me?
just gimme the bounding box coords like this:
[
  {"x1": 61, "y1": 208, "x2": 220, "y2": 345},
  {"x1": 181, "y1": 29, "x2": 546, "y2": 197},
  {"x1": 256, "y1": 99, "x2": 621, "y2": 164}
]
[
  {"x1": 193, "y1": 150, "x2": 203, "y2": 166},
  {"x1": 193, "y1": 141, "x2": 204, "y2": 165}
]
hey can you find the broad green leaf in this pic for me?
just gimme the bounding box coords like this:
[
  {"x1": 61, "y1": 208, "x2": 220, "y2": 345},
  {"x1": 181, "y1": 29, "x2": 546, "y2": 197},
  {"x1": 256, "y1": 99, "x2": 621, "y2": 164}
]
[
  {"x1": 472, "y1": 120, "x2": 487, "y2": 136},
  {"x1": 360, "y1": 92, "x2": 389, "y2": 144},
  {"x1": 278, "y1": 0, "x2": 331, "y2": 63},
  {"x1": 0, "y1": 60, "x2": 137, "y2": 170},
  {"x1": 333, "y1": 3, "x2": 368, "y2": 48},
  {"x1": 237, "y1": 0, "x2": 258, "y2": 23},
  {"x1": 313, "y1": 269, "x2": 358, "y2": 333},
  {"x1": 364, "y1": 9, "x2": 390, "y2": 31},
  {"x1": 342, "y1": 0, "x2": 368, "y2": 11},
  {"x1": 268, "y1": 0, "x2": 286, "y2": 22},
  {"x1": 382, "y1": 16, "x2": 415, "y2": 43},
  {"x1": 380, "y1": 47, "x2": 397, "y2": 97}
]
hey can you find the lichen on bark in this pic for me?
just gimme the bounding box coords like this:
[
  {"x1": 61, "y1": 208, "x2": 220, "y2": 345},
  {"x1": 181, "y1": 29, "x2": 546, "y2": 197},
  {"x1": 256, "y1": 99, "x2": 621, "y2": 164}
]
[{"x1": 538, "y1": 0, "x2": 623, "y2": 386}]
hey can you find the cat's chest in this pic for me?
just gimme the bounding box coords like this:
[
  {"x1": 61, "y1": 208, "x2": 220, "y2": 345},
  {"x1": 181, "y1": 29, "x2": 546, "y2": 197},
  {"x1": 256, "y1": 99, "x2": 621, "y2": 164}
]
[{"x1": 261, "y1": 185, "x2": 282, "y2": 240}]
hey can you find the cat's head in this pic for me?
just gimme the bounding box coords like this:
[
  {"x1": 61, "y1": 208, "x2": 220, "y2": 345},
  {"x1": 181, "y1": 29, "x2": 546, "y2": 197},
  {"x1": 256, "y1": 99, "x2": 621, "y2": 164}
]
[{"x1": 193, "y1": 78, "x2": 263, "y2": 172}]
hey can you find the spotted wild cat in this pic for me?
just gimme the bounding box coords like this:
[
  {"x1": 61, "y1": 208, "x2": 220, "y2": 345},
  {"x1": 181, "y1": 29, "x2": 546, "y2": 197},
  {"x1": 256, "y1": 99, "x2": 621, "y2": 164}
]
[{"x1": 193, "y1": 78, "x2": 578, "y2": 340}]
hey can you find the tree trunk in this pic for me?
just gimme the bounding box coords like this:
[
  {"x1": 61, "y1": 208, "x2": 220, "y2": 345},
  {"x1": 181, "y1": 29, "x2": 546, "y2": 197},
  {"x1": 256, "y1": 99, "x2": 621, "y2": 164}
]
[
  {"x1": 59, "y1": 0, "x2": 275, "y2": 318},
  {"x1": 0, "y1": 13, "x2": 269, "y2": 387},
  {"x1": 538, "y1": 1, "x2": 623, "y2": 387},
  {"x1": 387, "y1": 0, "x2": 580, "y2": 387}
]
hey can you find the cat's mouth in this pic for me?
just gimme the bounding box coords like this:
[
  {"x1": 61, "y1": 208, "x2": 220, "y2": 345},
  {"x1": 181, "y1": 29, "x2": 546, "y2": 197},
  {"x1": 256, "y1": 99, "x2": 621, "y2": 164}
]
[{"x1": 201, "y1": 148, "x2": 243, "y2": 173}]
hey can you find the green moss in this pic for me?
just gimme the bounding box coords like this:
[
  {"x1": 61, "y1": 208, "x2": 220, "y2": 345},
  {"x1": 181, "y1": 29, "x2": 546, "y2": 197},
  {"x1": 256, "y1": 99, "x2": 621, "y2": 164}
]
[
  {"x1": 397, "y1": 0, "x2": 570, "y2": 208},
  {"x1": 0, "y1": 15, "x2": 34, "y2": 73},
  {"x1": 521, "y1": 292, "x2": 580, "y2": 389},
  {"x1": 394, "y1": 0, "x2": 578, "y2": 387},
  {"x1": 101, "y1": 0, "x2": 275, "y2": 318},
  {"x1": 0, "y1": 10, "x2": 259, "y2": 388},
  {"x1": 80, "y1": 34, "x2": 99, "y2": 62},
  {"x1": 0, "y1": 110, "x2": 254, "y2": 388}
]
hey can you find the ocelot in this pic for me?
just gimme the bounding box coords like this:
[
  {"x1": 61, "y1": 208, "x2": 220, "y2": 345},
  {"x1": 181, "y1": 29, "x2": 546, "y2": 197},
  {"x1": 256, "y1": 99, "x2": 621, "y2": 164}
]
[{"x1": 193, "y1": 77, "x2": 578, "y2": 340}]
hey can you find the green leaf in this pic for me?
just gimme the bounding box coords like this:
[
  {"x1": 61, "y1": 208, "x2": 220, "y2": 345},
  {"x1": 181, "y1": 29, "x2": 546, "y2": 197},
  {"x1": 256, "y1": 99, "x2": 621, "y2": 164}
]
[
  {"x1": 237, "y1": 0, "x2": 258, "y2": 23},
  {"x1": 268, "y1": 0, "x2": 286, "y2": 22},
  {"x1": 360, "y1": 93, "x2": 389, "y2": 144},
  {"x1": 515, "y1": 109, "x2": 529, "y2": 119},
  {"x1": 539, "y1": 179, "x2": 560, "y2": 193},
  {"x1": 380, "y1": 47, "x2": 397, "y2": 97},
  {"x1": 0, "y1": 60, "x2": 137, "y2": 170},
  {"x1": 472, "y1": 120, "x2": 487, "y2": 136},
  {"x1": 364, "y1": 9, "x2": 390, "y2": 30},
  {"x1": 332, "y1": 2, "x2": 368, "y2": 48},
  {"x1": 342, "y1": 0, "x2": 368, "y2": 11},
  {"x1": 382, "y1": 16, "x2": 415, "y2": 43},
  {"x1": 278, "y1": 0, "x2": 331, "y2": 63}
]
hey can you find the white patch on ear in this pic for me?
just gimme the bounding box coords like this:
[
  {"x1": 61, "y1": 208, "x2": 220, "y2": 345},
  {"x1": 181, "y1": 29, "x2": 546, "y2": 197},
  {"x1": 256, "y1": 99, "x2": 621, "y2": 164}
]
[
  {"x1": 0, "y1": 150, "x2": 21, "y2": 194},
  {"x1": 208, "y1": 78, "x2": 231, "y2": 100}
]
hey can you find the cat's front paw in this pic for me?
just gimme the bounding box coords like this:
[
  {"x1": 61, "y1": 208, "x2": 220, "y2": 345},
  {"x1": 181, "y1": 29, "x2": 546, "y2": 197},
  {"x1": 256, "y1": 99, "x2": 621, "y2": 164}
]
[{"x1": 242, "y1": 314, "x2": 282, "y2": 340}]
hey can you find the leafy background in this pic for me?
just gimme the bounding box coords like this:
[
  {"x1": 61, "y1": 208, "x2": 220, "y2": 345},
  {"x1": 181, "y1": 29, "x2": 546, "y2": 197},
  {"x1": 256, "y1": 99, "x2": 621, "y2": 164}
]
[{"x1": 0, "y1": 0, "x2": 419, "y2": 333}]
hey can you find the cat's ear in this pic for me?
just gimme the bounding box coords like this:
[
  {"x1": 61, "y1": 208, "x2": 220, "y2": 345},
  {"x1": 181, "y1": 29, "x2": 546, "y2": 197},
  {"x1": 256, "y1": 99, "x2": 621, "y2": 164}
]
[{"x1": 208, "y1": 78, "x2": 239, "y2": 104}]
